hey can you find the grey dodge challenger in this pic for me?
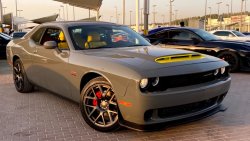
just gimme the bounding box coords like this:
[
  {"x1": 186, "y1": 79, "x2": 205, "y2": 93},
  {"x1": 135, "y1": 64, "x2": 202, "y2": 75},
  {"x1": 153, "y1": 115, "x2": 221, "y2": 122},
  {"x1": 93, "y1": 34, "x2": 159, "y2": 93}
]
[{"x1": 6, "y1": 21, "x2": 231, "y2": 132}]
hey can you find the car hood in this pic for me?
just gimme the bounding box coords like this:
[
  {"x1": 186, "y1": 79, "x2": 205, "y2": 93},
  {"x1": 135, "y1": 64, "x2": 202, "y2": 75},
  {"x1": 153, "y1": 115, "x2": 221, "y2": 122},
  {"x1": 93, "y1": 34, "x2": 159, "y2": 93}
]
[{"x1": 81, "y1": 46, "x2": 222, "y2": 71}]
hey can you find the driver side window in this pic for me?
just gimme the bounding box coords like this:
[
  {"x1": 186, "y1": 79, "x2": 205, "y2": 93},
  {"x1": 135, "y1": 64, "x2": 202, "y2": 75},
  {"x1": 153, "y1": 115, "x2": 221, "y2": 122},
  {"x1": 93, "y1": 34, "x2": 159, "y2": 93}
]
[
  {"x1": 169, "y1": 30, "x2": 196, "y2": 41},
  {"x1": 40, "y1": 28, "x2": 69, "y2": 50}
]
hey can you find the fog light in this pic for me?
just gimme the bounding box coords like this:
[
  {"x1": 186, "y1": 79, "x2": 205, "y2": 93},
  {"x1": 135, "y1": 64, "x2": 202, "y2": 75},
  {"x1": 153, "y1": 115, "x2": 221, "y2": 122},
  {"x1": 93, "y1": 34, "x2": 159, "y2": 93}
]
[
  {"x1": 152, "y1": 77, "x2": 160, "y2": 87},
  {"x1": 221, "y1": 67, "x2": 226, "y2": 74},
  {"x1": 214, "y1": 69, "x2": 219, "y2": 76},
  {"x1": 140, "y1": 78, "x2": 148, "y2": 89}
]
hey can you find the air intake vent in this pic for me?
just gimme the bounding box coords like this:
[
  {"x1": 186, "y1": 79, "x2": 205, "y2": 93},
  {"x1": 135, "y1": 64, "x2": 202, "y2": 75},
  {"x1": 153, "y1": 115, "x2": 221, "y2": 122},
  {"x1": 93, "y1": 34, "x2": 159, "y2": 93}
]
[{"x1": 155, "y1": 53, "x2": 204, "y2": 64}]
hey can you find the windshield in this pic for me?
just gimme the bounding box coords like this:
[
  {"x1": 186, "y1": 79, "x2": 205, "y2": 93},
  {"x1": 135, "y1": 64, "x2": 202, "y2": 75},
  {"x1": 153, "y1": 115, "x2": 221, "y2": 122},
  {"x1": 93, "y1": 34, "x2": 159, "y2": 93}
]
[
  {"x1": 232, "y1": 30, "x2": 246, "y2": 37},
  {"x1": 69, "y1": 25, "x2": 151, "y2": 50},
  {"x1": 192, "y1": 29, "x2": 219, "y2": 41}
]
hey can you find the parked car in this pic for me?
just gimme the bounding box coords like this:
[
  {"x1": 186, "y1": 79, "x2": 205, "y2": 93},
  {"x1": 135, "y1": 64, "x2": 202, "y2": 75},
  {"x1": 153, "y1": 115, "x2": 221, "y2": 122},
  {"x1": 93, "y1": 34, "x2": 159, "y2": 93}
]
[
  {"x1": 210, "y1": 30, "x2": 250, "y2": 42},
  {"x1": 146, "y1": 27, "x2": 250, "y2": 72},
  {"x1": 10, "y1": 32, "x2": 27, "y2": 39},
  {"x1": 7, "y1": 22, "x2": 231, "y2": 132},
  {"x1": 242, "y1": 32, "x2": 250, "y2": 36},
  {"x1": 0, "y1": 33, "x2": 11, "y2": 59}
]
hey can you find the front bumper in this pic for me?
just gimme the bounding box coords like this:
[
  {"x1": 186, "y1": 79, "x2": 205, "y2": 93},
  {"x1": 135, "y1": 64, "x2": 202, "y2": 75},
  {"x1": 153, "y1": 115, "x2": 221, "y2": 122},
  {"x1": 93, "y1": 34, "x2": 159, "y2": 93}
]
[{"x1": 118, "y1": 77, "x2": 231, "y2": 131}]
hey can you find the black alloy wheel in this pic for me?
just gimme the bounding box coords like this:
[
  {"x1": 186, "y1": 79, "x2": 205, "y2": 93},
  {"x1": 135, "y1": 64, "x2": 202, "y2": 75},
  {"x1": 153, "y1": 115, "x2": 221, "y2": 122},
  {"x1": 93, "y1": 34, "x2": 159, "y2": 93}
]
[
  {"x1": 218, "y1": 51, "x2": 239, "y2": 72},
  {"x1": 13, "y1": 59, "x2": 33, "y2": 93}
]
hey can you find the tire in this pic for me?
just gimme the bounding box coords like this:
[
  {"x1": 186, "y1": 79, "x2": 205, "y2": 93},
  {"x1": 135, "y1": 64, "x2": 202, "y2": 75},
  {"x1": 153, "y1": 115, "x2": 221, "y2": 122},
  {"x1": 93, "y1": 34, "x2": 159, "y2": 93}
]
[
  {"x1": 13, "y1": 59, "x2": 34, "y2": 93},
  {"x1": 217, "y1": 51, "x2": 239, "y2": 72},
  {"x1": 80, "y1": 77, "x2": 120, "y2": 132}
]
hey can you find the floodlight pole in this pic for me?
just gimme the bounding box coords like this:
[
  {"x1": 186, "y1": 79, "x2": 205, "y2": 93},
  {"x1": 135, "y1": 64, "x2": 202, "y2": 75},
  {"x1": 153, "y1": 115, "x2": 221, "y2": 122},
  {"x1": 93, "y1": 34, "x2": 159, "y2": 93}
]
[
  {"x1": 144, "y1": 0, "x2": 149, "y2": 35},
  {"x1": 2, "y1": 6, "x2": 6, "y2": 14},
  {"x1": 89, "y1": 9, "x2": 91, "y2": 18},
  {"x1": 204, "y1": 0, "x2": 207, "y2": 30},
  {"x1": 240, "y1": 0, "x2": 244, "y2": 32},
  {"x1": 169, "y1": 0, "x2": 174, "y2": 26},
  {"x1": 58, "y1": 9, "x2": 61, "y2": 19},
  {"x1": 73, "y1": 6, "x2": 75, "y2": 21},
  {"x1": 15, "y1": 0, "x2": 18, "y2": 17},
  {"x1": 122, "y1": 0, "x2": 125, "y2": 25},
  {"x1": 129, "y1": 10, "x2": 132, "y2": 26},
  {"x1": 66, "y1": 4, "x2": 68, "y2": 20},
  {"x1": 153, "y1": 5, "x2": 157, "y2": 24},
  {"x1": 60, "y1": 5, "x2": 65, "y2": 20},
  {"x1": 140, "y1": 8, "x2": 143, "y2": 29},
  {"x1": 0, "y1": 0, "x2": 3, "y2": 32},
  {"x1": 135, "y1": 0, "x2": 140, "y2": 32},
  {"x1": 96, "y1": 9, "x2": 100, "y2": 21},
  {"x1": 115, "y1": 6, "x2": 118, "y2": 23}
]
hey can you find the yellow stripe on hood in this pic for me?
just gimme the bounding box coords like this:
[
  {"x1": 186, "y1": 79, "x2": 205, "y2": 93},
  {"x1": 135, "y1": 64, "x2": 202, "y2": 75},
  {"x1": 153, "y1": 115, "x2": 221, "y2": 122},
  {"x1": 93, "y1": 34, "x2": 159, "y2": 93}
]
[{"x1": 155, "y1": 53, "x2": 205, "y2": 64}]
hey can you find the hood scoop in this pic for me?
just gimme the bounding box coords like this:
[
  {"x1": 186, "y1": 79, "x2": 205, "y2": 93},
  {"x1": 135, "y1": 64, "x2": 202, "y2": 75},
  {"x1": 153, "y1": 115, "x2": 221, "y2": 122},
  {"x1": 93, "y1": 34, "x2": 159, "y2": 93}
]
[{"x1": 155, "y1": 53, "x2": 204, "y2": 64}]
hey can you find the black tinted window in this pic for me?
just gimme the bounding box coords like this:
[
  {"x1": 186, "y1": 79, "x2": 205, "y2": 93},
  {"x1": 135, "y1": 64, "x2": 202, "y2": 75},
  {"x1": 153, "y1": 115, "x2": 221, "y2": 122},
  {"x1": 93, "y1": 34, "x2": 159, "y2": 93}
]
[
  {"x1": 169, "y1": 30, "x2": 197, "y2": 40},
  {"x1": 214, "y1": 31, "x2": 233, "y2": 37},
  {"x1": 147, "y1": 31, "x2": 167, "y2": 39}
]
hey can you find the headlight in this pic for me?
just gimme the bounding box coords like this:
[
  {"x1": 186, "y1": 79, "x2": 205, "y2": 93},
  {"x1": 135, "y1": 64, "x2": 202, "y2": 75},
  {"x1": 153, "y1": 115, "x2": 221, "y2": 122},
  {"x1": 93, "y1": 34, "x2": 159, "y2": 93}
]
[
  {"x1": 221, "y1": 67, "x2": 226, "y2": 74},
  {"x1": 214, "y1": 69, "x2": 219, "y2": 76},
  {"x1": 152, "y1": 77, "x2": 160, "y2": 87},
  {"x1": 140, "y1": 78, "x2": 148, "y2": 89}
]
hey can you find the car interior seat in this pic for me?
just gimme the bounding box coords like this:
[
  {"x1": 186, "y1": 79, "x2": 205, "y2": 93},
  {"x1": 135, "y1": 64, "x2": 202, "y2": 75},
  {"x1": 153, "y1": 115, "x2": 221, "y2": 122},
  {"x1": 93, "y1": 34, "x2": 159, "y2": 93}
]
[
  {"x1": 73, "y1": 33, "x2": 86, "y2": 49},
  {"x1": 85, "y1": 32, "x2": 107, "y2": 49},
  {"x1": 57, "y1": 31, "x2": 69, "y2": 49}
]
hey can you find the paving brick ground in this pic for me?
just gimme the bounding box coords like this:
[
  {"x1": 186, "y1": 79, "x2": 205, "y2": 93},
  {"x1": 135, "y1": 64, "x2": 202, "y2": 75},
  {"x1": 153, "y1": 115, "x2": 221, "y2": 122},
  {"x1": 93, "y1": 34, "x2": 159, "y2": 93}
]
[{"x1": 1, "y1": 59, "x2": 250, "y2": 141}]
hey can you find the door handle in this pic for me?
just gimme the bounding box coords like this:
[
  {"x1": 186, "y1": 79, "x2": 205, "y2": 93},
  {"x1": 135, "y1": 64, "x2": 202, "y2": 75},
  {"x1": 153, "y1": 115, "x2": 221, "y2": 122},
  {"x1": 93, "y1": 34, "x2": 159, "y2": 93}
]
[{"x1": 33, "y1": 50, "x2": 37, "y2": 54}]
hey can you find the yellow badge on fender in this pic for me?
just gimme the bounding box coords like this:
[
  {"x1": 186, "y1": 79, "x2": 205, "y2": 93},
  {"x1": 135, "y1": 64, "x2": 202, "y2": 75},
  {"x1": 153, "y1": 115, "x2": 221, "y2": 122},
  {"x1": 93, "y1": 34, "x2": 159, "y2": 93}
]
[{"x1": 155, "y1": 53, "x2": 205, "y2": 64}]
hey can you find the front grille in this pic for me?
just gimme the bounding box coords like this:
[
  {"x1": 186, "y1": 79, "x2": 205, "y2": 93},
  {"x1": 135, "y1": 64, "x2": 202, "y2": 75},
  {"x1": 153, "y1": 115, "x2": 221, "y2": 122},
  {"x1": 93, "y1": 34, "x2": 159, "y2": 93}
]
[
  {"x1": 163, "y1": 71, "x2": 216, "y2": 88},
  {"x1": 153, "y1": 69, "x2": 229, "y2": 92},
  {"x1": 157, "y1": 95, "x2": 225, "y2": 119}
]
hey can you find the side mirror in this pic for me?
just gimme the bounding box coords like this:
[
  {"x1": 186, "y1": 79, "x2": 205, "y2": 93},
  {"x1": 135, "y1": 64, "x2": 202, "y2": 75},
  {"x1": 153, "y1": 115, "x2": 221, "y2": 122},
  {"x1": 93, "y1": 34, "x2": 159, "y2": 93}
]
[
  {"x1": 228, "y1": 34, "x2": 234, "y2": 37},
  {"x1": 43, "y1": 41, "x2": 57, "y2": 49},
  {"x1": 144, "y1": 37, "x2": 151, "y2": 43}
]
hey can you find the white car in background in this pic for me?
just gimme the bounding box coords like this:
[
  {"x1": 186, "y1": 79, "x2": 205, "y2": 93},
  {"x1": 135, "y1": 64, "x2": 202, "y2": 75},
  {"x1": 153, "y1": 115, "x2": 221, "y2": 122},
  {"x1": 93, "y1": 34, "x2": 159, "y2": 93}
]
[{"x1": 210, "y1": 30, "x2": 250, "y2": 42}]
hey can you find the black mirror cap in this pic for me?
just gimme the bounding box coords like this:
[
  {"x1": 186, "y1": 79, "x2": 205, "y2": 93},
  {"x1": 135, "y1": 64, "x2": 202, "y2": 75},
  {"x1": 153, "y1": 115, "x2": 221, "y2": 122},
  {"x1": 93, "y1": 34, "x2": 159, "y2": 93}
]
[{"x1": 44, "y1": 41, "x2": 57, "y2": 49}]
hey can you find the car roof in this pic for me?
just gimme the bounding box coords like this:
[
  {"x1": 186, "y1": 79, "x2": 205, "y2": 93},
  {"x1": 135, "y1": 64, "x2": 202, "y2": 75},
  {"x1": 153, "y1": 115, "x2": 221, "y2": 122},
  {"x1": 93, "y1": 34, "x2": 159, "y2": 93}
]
[
  {"x1": 42, "y1": 21, "x2": 119, "y2": 28},
  {"x1": 148, "y1": 27, "x2": 200, "y2": 35}
]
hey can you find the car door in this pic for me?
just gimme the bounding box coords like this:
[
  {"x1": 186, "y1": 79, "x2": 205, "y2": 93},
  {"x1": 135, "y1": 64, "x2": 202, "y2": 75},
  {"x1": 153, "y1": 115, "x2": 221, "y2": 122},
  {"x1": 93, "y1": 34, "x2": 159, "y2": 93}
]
[{"x1": 31, "y1": 27, "x2": 72, "y2": 98}]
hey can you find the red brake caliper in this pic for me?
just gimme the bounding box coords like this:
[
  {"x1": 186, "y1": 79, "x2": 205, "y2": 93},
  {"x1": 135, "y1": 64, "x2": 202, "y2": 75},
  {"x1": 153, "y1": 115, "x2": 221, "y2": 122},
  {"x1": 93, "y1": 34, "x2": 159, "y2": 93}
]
[{"x1": 93, "y1": 91, "x2": 102, "y2": 106}]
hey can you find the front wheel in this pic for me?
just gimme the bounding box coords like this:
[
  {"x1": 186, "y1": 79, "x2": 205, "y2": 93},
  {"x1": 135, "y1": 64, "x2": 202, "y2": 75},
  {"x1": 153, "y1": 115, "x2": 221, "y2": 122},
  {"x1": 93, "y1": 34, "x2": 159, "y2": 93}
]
[
  {"x1": 80, "y1": 77, "x2": 120, "y2": 132},
  {"x1": 217, "y1": 51, "x2": 239, "y2": 72}
]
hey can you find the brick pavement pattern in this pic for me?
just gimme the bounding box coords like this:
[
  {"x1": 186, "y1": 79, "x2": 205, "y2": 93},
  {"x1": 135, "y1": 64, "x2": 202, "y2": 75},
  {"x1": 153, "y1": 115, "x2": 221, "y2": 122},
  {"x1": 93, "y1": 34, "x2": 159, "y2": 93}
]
[{"x1": 1, "y1": 60, "x2": 250, "y2": 141}]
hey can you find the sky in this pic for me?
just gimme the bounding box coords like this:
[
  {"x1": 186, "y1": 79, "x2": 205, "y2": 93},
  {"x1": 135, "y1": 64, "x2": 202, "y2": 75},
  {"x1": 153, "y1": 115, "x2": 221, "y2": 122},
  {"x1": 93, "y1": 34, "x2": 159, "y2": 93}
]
[{"x1": 1, "y1": 0, "x2": 249, "y2": 24}]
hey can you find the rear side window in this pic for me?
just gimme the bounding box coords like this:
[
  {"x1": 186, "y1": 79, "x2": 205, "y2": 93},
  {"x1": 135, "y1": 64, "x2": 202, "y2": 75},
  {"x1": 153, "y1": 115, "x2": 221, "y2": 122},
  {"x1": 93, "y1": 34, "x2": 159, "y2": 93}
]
[
  {"x1": 169, "y1": 30, "x2": 196, "y2": 40},
  {"x1": 213, "y1": 31, "x2": 233, "y2": 37},
  {"x1": 31, "y1": 28, "x2": 45, "y2": 44}
]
